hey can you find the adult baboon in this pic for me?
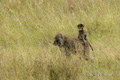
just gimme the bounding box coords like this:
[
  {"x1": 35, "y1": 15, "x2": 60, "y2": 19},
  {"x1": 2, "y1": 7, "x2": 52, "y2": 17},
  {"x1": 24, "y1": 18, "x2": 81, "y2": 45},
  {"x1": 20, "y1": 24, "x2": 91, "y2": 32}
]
[{"x1": 53, "y1": 33, "x2": 92, "y2": 60}]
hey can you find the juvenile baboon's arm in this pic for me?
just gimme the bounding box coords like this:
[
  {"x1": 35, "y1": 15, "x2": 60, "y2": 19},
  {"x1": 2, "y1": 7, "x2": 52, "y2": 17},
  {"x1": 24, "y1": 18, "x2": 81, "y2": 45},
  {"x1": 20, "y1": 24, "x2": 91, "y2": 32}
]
[{"x1": 84, "y1": 30, "x2": 87, "y2": 40}]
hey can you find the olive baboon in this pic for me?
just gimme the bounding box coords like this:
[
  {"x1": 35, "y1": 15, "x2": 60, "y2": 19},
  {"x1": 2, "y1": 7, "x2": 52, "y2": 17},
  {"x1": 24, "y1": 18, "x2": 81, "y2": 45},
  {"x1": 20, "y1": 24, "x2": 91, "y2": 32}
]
[{"x1": 53, "y1": 33, "x2": 92, "y2": 60}]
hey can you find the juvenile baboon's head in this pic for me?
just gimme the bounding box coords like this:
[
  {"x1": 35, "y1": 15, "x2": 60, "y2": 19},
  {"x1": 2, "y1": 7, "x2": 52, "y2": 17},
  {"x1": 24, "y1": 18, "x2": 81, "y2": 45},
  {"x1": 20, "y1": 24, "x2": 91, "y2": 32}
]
[{"x1": 53, "y1": 33, "x2": 64, "y2": 47}]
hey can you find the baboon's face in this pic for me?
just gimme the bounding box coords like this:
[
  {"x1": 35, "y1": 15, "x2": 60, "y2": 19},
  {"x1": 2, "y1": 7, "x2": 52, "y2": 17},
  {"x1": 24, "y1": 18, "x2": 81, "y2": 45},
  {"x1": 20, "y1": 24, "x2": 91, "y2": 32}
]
[{"x1": 53, "y1": 34, "x2": 64, "y2": 47}]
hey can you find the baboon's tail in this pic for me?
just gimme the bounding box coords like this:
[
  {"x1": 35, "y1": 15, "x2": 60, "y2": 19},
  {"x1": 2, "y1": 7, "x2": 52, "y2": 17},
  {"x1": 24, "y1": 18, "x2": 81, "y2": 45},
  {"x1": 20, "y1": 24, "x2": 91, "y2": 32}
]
[{"x1": 87, "y1": 41, "x2": 93, "y2": 51}]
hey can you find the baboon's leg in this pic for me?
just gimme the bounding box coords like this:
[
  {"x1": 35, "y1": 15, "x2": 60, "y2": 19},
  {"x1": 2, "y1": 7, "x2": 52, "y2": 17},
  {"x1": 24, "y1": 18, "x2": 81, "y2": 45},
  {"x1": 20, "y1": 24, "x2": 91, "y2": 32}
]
[
  {"x1": 84, "y1": 42, "x2": 86, "y2": 57},
  {"x1": 84, "y1": 42, "x2": 90, "y2": 60},
  {"x1": 72, "y1": 45, "x2": 77, "y2": 54},
  {"x1": 82, "y1": 40, "x2": 86, "y2": 59},
  {"x1": 65, "y1": 47, "x2": 70, "y2": 56}
]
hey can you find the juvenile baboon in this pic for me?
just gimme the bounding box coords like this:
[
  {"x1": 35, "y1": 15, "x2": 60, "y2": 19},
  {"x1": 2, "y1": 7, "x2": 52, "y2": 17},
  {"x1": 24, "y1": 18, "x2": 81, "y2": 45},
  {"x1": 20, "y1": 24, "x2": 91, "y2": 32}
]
[
  {"x1": 77, "y1": 24, "x2": 93, "y2": 51},
  {"x1": 53, "y1": 33, "x2": 92, "y2": 60}
]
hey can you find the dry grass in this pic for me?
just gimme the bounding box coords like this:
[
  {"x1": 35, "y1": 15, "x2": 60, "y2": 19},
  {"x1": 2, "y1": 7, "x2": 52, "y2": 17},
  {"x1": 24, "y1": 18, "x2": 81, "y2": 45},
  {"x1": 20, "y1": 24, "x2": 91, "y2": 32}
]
[{"x1": 0, "y1": 0, "x2": 120, "y2": 80}]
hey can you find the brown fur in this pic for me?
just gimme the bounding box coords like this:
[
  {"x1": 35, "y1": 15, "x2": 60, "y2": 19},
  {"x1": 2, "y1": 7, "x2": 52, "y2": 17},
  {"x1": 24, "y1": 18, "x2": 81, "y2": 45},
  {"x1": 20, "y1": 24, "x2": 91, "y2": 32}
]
[{"x1": 53, "y1": 33, "x2": 92, "y2": 60}]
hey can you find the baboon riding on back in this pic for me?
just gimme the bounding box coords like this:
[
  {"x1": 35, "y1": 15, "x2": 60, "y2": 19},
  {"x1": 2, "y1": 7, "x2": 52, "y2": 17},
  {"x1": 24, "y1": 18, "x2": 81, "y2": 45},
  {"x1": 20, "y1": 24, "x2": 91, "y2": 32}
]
[
  {"x1": 77, "y1": 24, "x2": 93, "y2": 51},
  {"x1": 53, "y1": 32, "x2": 92, "y2": 60}
]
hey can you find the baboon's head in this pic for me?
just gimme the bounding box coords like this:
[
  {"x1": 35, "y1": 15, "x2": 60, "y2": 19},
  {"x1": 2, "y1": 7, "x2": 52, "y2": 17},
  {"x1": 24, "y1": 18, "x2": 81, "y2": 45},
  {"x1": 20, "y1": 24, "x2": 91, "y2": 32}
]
[
  {"x1": 53, "y1": 33, "x2": 64, "y2": 47},
  {"x1": 77, "y1": 24, "x2": 84, "y2": 30}
]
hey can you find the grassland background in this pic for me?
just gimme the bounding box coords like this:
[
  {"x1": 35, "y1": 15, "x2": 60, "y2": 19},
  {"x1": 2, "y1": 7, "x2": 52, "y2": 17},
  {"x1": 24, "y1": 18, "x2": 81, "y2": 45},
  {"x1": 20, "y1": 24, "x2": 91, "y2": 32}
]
[{"x1": 0, "y1": 0, "x2": 120, "y2": 80}]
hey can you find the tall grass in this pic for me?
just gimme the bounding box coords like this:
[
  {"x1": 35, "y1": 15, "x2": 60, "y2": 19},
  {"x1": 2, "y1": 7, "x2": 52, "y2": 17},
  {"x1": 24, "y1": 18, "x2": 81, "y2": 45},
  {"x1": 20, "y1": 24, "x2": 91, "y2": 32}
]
[{"x1": 0, "y1": 0, "x2": 120, "y2": 80}]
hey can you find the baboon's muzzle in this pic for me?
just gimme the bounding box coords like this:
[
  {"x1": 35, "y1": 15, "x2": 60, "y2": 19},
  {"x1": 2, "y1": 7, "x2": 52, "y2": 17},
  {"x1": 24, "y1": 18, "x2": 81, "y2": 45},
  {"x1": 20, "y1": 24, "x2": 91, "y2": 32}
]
[
  {"x1": 53, "y1": 41, "x2": 57, "y2": 45},
  {"x1": 53, "y1": 40, "x2": 61, "y2": 46}
]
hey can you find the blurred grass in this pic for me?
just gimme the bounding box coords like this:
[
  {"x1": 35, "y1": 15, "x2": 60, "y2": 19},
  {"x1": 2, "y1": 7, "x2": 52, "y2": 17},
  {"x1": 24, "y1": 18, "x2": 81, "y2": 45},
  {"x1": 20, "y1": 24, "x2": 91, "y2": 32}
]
[{"x1": 0, "y1": 0, "x2": 120, "y2": 80}]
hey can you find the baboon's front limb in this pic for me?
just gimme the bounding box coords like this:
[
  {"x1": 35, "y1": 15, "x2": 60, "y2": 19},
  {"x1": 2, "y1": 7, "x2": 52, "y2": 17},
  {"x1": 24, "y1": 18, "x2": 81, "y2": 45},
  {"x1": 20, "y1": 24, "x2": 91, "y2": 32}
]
[{"x1": 65, "y1": 47, "x2": 70, "y2": 56}]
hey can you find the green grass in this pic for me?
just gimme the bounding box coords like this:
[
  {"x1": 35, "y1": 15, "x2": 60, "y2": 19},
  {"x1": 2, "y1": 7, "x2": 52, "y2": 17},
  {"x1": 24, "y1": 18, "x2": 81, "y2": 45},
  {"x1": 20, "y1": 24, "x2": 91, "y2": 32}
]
[{"x1": 0, "y1": 0, "x2": 120, "y2": 80}]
